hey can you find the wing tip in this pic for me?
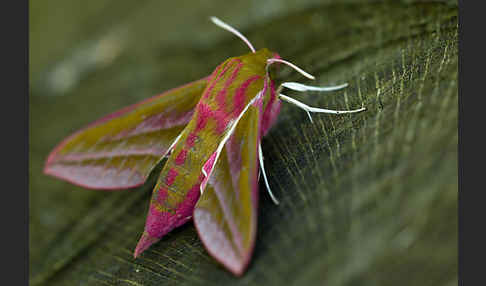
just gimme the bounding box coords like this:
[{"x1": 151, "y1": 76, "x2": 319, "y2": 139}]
[
  {"x1": 134, "y1": 232, "x2": 160, "y2": 258},
  {"x1": 193, "y1": 208, "x2": 255, "y2": 276}
]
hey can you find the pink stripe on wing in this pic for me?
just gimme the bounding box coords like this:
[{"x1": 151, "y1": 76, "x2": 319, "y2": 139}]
[
  {"x1": 165, "y1": 168, "x2": 179, "y2": 186},
  {"x1": 54, "y1": 147, "x2": 165, "y2": 163},
  {"x1": 216, "y1": 62, "x2": 243, "y2": 111},
  {"x1": 186, "y1": 133, "x2": 197, "y2": 148},
  {"x1": 195, "y1": 103, "x2": 213, "y2": 132},
  {"x1": 202, "y1": 59, "x2": 240, "y2": 100},
  {"x1": 174, "y1": 149, "x2": 188, "y2": 165},
  {"x1": 233, "y1": 75, "x2": 261, "y2": 117}
]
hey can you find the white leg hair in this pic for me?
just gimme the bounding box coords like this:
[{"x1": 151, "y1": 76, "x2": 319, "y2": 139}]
[
  {"x1": 279, "y1": 93, "x2": 366, "y2": 123},
  {"x1": 281, "y1": 82, "x2": 348, "y2": 92},
  {"x1": 258, "y1": 143, "x2": 279, "y2": 205}
]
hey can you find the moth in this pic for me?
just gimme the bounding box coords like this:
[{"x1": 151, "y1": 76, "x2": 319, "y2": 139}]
[{"x1": 44, "y1": 17, "x2": 365, "y2": 276}]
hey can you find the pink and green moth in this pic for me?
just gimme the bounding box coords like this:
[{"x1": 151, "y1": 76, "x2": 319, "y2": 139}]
[{"x1": 44, "y1": 17, "x2": 365, "y2": 276}]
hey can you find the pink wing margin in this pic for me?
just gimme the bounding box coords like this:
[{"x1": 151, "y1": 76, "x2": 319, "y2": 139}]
[
  {"x1": 193, "y1": 98, "x2": 263, "y2": 275},
  {"x1": 44, "y1": 77, "x2": 208, "y2": 190}
]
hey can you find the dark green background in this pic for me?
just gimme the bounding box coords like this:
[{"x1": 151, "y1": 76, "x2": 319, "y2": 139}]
[{"x1": 30, "y1": 1, "x2": 458, "y2": 285}]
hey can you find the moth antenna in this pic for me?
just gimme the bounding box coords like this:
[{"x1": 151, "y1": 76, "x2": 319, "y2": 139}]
[
  {"x1": 282, "y1": 82, "x2": 348, "y2": 92},
  {"x1": 210, "y1": 16, "x2": 256, "y2": 53},
  {"x1": 258, "y1": 143, "x2": 279, "y2": 205},
  {"x1": 278, "y1": 93, "x2": 366, "y2": 119},
  {"x1": 266, "y1": 58, "x2": 315, "y2": 80}
]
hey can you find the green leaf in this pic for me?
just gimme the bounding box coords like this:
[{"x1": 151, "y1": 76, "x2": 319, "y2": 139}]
[{"x1": 30, "y1": 1, "x2": 457, "y2": 285}]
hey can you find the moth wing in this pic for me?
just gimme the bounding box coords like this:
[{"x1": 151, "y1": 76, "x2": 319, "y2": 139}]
[
  {"x1": 194, "y1": 101, "x2": 262, "y2": 276},
  {"x1": 44, "y1": 78, "x2": 208, "y2": 189}
]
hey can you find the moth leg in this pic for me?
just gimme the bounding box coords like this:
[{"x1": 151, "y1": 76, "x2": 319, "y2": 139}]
[
  {"x1": 267, "y1": 58, "x2": 315, "y2": 81},
  {"x1": 258, "y1": 143, "x2": 279, "y2": 205},
  {"x1": 278, "y1": 93, "x2": 366, "y2": 123},
  {"x1": 280, "y1": 82, "x2": 348, "y2": 92}
]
